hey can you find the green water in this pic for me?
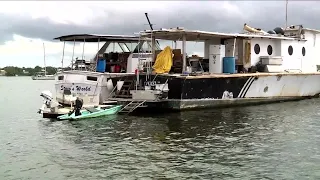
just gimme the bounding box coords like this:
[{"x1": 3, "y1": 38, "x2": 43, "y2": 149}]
[{"x1": 1, "y1": 76, "x2": 320, "y2": 179}]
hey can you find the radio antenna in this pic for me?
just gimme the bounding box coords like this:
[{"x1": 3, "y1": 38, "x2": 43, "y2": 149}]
[
  {"x1": 144, "y1": 13, "x2": 160, "y2": 47},
  {"x1": 285, "y1": 0, "x2": 288, "y2": 29}
]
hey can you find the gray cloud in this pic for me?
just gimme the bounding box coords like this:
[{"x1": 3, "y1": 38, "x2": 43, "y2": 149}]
[
  {"x1": 1, "y1": 2, "x2": 320, "y2": 45},
  {"x1": 2, "y1": 1, "x2": 320, "y2": 44}
]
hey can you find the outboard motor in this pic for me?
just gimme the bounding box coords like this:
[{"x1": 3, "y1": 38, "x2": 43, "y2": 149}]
[
  {"x1": 38, "y1": 90, "x2": 61, "y2": 114},
  {"x1": 40, "y1": 90, "x2": 53, "y2": 101}
]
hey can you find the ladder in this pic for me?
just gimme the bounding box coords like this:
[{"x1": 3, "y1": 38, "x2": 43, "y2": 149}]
[
  {"x1": 118, "y1": 100, "x2": 146, "y2": 114},
  {"x1": 114, "y1": 79, "x2": 134, "y2": 98}
]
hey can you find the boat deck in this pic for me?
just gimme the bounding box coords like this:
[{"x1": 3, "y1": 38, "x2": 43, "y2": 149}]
[
  {"x1": 141, "y1": 72, "x2": 320, "y2": 79},
  {"x1": 106, "y1": 98, "x2": 163, "y2": 103}
]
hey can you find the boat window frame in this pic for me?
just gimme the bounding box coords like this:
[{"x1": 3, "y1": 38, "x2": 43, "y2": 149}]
[
  {"x1": 86, "y1": 76, "x2": 98, "y2": 81},
  {"x1": 288, "y1": 45, "x2": 293, "y2": 56},
  {"x1": 58, "y1": 75, "x2": 64, "y2": 80},
  {"x1": 302, "y1": 47, "x2": 306, "y2": 56},
  {"x1": 254, "y1": 44, "x2": 260, "y2": 55},
  {"x1": 267, "y1": 45, "x2": 273, "y2": 55}
]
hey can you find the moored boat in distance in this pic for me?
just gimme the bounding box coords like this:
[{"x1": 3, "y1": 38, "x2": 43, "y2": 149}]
[
  {"x1": 32, "y1": 42, "x2": 56, "y2": 80},
  {"x1": 103, "y1": 23, "x2": 320, "y2": 113},
  {"x1": 32, "y1": 71, "x2": 56, "y2": 80}
]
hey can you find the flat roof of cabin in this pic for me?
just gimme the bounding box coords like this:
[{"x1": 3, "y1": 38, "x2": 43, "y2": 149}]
[
  {"x1": 140, "y1": 28, "x2": 306, "y2": 41},
  {"x1": 301, "y1": 28, "x2": 320, "y2": 34},
  {"x1": 53, "y1": 34, "x2": 142, "y2": 42}
]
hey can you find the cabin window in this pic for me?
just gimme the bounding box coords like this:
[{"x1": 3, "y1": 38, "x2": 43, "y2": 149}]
[
  {"x1": 254, "y1": 44, "x2": 260, "y2": 54},
  {"x1": 288, "y1": 45, "x2": 293, "y2": 56},
  {"x1": 267, "y1": 45, "x2": 273, "y2": 55},
  {"x1": 58, "y1": 76, "x2": 64, "y2": 80},
  {"x1": 86, "y1": 76, "x2": 98, "y2": 81},
  {"x1": 302, "y1": 47, "x2": 306, "y2": 56}
]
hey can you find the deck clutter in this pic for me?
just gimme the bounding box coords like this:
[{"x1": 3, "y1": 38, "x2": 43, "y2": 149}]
[{"x1": 38, "y1": 23, "x2": 320, "y2": 118}]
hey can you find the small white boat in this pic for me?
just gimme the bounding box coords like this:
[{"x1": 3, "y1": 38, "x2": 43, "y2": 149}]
[{"x1": 32, "y1": 72, "x2": 55, "y2": 80}]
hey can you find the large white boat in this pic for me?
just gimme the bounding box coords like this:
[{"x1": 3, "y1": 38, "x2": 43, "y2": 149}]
[
  {"x1": 100, "y1": 23, "x2": 320, "y2": 113},
  {"x1": 39, "y1": 23, "x2": 320, "y2": 117},
  {"x1": 38, "y1": 34, "x2": 161, "y2": 118}
]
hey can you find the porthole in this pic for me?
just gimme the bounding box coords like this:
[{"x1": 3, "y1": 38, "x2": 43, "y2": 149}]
[
  {"x1": 267, "y1": 45, "x2": 273, "y2": 55},
  {"x1": 302, "y1": 47, "x2": 306, "y2": 56},
  {"x1": 288, "y1": 45, "x2": 293, "y2": 56},
  {"x1": 254, "y1": 44, "x2": 260, "y2": 54}
]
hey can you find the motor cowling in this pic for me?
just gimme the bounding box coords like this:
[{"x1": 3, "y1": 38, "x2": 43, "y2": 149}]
[
  {"x1": 40, "y1": 90, "x2": 53, "y2": 101},
  {"x1": 38, "y1": 91, "x2": 62, "y2": 114}
]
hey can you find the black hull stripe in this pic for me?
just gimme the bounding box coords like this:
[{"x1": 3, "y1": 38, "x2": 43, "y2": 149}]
[
  {"x1": 241, "y1": 77, "x2": 255, "y2": 98},
  {"x1": 238, "y1": 76, "x2": 254, "y2": 98}
]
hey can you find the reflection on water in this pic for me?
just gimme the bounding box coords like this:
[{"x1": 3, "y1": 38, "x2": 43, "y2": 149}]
[
  {"x1": 35, "y1": 101, "x2": 320, "y2": 179},
  {"x1": 1, "y1": 77, "x2": 320, "y2": 179}
]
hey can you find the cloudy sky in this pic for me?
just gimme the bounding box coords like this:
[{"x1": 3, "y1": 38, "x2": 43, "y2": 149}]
[{"x1": 0, "y1": 1, "x2": 319, "y2": 68}]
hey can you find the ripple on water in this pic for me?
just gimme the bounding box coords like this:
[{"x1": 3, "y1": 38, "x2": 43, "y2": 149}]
[{"x1": 1, "y1": 79, "x2": 320, "y2": 180}]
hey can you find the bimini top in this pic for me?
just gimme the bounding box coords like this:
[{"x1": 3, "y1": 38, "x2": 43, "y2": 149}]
[
  {"x1": 53, "y1": 34, "x2": 141, "y2": 42},
  {"x1": 139, "y1": 27, "x2": 306, "y2": 41}
]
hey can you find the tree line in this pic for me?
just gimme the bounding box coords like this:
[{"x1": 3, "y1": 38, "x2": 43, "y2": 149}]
[{"x1": 0, "y1": 66, "x2": 58, "y2": 76}]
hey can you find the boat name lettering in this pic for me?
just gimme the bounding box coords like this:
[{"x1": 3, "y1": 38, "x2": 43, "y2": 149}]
[
  {"x1": 60, "y1": 85, "x2": 91, "y2": 91},
  {"x1": 75, "y1": 86, "x2": 91, "y2": 91}
]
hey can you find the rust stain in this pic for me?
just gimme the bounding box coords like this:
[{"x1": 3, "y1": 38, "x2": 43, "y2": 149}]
[{"x1": 278, "y1": 76, "x2": 303, "y2": 96}]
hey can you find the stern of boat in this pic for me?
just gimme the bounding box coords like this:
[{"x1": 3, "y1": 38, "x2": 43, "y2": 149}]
[{"x1": 54, "y1": 71, "x2": 134, "y2": 106}]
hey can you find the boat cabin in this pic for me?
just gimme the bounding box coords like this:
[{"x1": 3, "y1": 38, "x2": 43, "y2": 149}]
[
  {"x1": 139, "y1": 24, "x2": 320, "y2": 75},
  {"x1": 53, "y1": 34, "x2": 163, "y2": 106},
  {"x1": 53, "y1": 34, "x2": 161, "y2": 73}
]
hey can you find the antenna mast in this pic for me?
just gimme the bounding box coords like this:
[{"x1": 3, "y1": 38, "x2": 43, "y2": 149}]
[
  {"x1": 43, "y1": 42, "x2": 46, "y2": 76},
  {"x1": 285, "y1": 0, "x2": 288, "y2": 29},
  {"x1": 144, "y1": 13, "x2": 160, "y2": 47},
  {"x1": 145, "y1": 13, "x2": 153, "y2": 30}
]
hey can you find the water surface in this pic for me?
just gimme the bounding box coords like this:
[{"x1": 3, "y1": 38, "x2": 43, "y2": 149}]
[{"x1": 0, "y1": 77, "x2": 319, "y2": 179}]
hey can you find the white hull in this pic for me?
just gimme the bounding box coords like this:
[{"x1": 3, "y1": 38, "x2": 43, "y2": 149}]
[
  {"x1": 54, "y1": 71, "x2": 133, "y2": 106},
  {"x1": 115, "y1": 72, "x2": 320, "y2": 110},
  {"x1": 242, "y1": 73, "x2": 320, "y2": 98}
]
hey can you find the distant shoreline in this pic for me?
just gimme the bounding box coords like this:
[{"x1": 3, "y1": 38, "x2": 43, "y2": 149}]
[
  {"x1": 0, "y1": 66, "x2": 58, "y2": 76},
  {"x1": 0, "y1": 75, "x2": 35, "y2": 77}
]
